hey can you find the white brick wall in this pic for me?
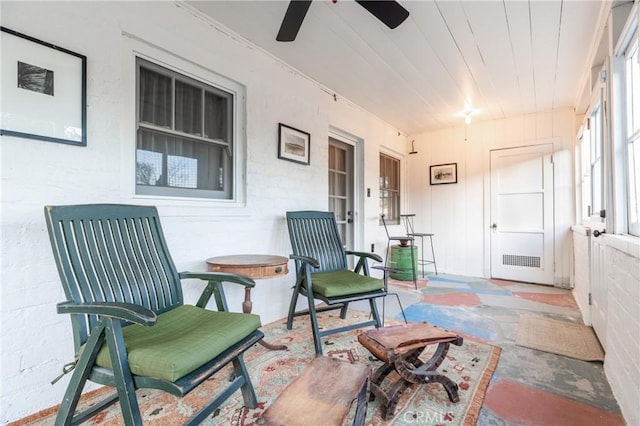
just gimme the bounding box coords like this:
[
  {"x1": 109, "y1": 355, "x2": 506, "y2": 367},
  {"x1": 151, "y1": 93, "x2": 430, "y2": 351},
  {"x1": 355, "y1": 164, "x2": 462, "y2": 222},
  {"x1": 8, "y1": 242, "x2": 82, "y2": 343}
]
[
  {"x1": 604, "y1": 236, "x2": 640, "y2": 426},
  {"x1": 0, "y1": 2, "x2": 407, "y2": 422}
]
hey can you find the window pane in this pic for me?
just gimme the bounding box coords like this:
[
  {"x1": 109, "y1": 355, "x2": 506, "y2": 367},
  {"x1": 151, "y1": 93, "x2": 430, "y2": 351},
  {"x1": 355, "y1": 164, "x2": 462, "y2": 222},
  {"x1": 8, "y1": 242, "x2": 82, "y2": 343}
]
[
  {"x1": 628, "y1": 139, "x2": 639, "y2": 228},
  {"x1": 137, "y1": 129, "x2": 227, "y2": 191},
  {"x1": 204, "y1": 91, "x2": 229, "y2": 140},
  {"x1": 139, "y1": 67, "x2": 172, "y2": 128},
  {"x1": 379, "y1": 153, "x2": 400, "y2": 224},
  {"x1": 628, "y1": 43, "x2": 640, "y2": 135},
  {"x1": 175, "y1": 81, "x2": 202, "y2": 136}
]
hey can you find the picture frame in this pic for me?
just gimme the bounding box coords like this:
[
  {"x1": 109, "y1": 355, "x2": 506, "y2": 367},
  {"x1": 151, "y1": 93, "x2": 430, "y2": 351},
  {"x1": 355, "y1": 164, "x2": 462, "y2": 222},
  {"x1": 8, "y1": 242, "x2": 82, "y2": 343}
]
[
  {"x1": 278, "y1": 123, "x2": 310, "y2": 165},
  {"x1": 430, "y1": 163, "x2": 458, "y2": 185},
  {"x1": 0, "y1": 27, "x2": 87, "y2": 146}
]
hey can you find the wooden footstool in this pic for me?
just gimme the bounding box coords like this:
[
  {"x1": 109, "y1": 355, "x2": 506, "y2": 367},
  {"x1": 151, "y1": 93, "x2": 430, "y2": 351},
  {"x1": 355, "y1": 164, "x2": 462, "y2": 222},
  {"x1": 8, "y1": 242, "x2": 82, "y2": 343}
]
[
  {"x1": 259, "y1": 356, "x2": 370, "y2": 426},
  {"x1": 357, "y1": 322, "x2": 463, "y2": 420}
]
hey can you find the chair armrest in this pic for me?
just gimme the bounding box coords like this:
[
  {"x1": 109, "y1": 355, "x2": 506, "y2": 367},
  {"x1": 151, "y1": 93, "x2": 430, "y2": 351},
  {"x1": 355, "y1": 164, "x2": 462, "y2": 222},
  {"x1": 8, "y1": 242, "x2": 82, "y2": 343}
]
[
  {"x1": 372, "y1": 265, "x2": 404, "y2": 274},
  {"x1": 180, "y1": 272, "x2": 256, "y2": 311},
  {"x1": 289, "y1": 254, "x2": 320, "y2": 269},
  {"x1": 346, "y1": 251, "x2": 383, "y2": 263},
  {"x1": 56, "y1": 301, "x2": 157, "y2": 326},
  {"x1": 180, "y1": 271, "x2": 256, "y2": 288}
]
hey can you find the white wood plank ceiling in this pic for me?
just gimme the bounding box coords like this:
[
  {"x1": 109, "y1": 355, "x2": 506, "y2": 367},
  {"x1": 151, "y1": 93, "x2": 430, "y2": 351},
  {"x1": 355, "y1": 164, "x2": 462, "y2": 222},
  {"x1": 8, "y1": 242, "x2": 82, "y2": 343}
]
[{"x1": 187, "y1": 0, "x2": 604, "y2": 134}]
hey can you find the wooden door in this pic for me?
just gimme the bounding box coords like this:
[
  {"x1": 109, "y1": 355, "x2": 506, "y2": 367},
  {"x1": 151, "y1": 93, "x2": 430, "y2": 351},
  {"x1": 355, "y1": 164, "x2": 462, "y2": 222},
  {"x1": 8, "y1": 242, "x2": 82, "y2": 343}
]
[{"x1": 490, "y1": 144, "x2": 554, "y2": 284}]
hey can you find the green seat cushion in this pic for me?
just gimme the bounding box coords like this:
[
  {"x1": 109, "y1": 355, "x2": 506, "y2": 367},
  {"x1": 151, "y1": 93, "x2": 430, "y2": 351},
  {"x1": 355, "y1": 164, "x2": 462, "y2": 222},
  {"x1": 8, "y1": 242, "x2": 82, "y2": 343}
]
[
  {"x1": 94, "y1": 305, "x2": 261, "y2": 382},
  {"x1": 309, "y1": 270, "x2": 384, "y2": 297}
]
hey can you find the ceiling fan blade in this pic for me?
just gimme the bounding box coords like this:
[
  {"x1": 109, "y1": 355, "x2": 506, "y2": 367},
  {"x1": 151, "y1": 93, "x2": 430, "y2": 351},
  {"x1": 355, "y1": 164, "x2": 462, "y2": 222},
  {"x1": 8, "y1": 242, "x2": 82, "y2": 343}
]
[
  {"x1": 355, "y1": 0, "x2": 409, "y2": 29},
  {"x1": 276, "y1": 1, "x2": 313, "y2": 42}
]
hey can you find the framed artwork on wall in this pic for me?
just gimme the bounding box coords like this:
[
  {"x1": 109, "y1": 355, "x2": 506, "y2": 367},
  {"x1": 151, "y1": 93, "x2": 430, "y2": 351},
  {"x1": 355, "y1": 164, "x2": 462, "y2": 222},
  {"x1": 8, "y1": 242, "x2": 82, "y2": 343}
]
[
  {"x1": 278, "y1": 123, "x2": 310, "y2": 165},
  {"x1": 0, "y1": 27, "x2": 87, "y2": 146},
  {"x1": 430, "y1": 163, "x2": 457, "y2": 185}
]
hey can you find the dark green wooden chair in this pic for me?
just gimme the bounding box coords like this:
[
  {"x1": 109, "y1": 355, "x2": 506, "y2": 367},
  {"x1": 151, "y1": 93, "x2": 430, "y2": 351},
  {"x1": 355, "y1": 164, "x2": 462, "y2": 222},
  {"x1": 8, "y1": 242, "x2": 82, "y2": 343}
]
[
  {"x1": 45, "y1": 204, "x2": 264, "y2": 425},
  {"x1": 286, "y1": 211, "x2": 387, "y2": 355}
]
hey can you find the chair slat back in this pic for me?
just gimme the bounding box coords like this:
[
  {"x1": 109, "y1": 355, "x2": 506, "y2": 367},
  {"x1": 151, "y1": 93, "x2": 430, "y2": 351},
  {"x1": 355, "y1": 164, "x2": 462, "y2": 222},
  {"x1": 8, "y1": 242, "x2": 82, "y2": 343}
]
[
  {"x1": 45, "y1": 204, "x2": 183, "y2": 349},
  {"x1": 286, "y1": 211, "x2": 348, "y2": 272}
]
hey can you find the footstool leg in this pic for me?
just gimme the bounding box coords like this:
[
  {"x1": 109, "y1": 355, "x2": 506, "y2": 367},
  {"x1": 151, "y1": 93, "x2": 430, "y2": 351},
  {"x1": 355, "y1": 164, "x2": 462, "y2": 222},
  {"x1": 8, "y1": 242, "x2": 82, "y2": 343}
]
[{"x1": 413, "y1": 371, "x2": 460, "y2": 403}]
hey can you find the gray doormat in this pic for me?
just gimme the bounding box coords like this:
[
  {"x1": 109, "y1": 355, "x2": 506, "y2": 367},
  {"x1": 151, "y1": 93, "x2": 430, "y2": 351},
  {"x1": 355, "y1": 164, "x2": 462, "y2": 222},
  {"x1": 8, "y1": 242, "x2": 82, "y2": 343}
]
[{"x1": 516, "y1": 315, "x2": 605, "y2": 362}]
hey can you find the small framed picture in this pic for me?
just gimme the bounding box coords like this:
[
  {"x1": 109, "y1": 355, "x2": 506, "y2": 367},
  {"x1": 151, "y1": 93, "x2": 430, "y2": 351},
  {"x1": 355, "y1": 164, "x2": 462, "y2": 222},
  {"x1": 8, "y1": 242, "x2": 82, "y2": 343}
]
[
  {"x1": 278, "y1": 123, "x2": 310, "y2": 165},
  {"x1": 430, "y1": 163, "x2": 457, "y2": 185},
  {"x1": 0, "y1": 27, "x2": 87, "y2": 146}
]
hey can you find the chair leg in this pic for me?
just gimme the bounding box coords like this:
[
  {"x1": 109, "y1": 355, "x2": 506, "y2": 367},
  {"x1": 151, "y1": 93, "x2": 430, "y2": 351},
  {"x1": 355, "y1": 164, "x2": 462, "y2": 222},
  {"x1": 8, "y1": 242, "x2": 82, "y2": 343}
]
[
  {"x1": 339, "y1": 302, "x2": 349, "y2": 319},
  {"x1": 105, "y1": 319, "x2": 142, "y2": 426},
  {"x1": 55, "y1": 324, "x2": 107, "y2": 426},
  {"x1": 287, "y1": 278, "x2": 303, "y2": 330},
  {"x1": 306, "y1": 292, "x2": 324, "y2": 355},
  {"x1": 369, "y1": 297, "x2": 383, "y2": 329},
  {"x1": 233, "y1": 355, "x2": 258, "y2": 409}
]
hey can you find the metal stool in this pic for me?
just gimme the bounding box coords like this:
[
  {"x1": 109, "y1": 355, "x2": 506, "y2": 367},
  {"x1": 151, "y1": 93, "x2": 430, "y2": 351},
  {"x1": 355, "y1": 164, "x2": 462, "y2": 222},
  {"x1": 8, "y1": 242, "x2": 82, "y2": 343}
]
[
  {"x1": 400, "y1": 214, "x2": 437, "y2": 277},
  {"x1": 381, "y1": 214, "x2": 417, "y2": 289}
]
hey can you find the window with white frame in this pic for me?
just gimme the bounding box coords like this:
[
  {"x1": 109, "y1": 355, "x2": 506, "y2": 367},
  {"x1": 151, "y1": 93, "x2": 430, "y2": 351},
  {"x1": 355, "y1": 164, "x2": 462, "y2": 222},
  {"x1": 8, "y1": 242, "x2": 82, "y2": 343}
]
[
  {"x1": 379, "y1": 153, "x2": 400, "y2": 225},
  {"x1": 580, "y1": 93, "x2": 605, "y2": 223},
  {"x1": 135, "y1": 58, "x2": 237, "y2": 199},
  {"x1": 623, "y1": 27, "x2": 640, "y2": 236},
  {"x1": 590, "y1": 102, "x2": 604, "y2": 218}
]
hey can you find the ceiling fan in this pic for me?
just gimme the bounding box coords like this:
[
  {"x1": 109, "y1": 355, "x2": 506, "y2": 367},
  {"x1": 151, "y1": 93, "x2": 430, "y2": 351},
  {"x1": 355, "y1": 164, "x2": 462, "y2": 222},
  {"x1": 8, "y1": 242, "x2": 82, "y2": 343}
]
[{"x1": 276, "y1": 0, "x2": 410, "y2": 42}]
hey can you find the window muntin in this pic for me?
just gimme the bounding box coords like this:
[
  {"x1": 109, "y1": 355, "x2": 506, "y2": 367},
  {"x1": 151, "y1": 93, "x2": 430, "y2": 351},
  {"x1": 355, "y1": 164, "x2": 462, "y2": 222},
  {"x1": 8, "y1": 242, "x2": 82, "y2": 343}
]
[
  {"x1": 379, "y1": 153, "x2": 400, "y2": 225},
  {"x1": 136, "y1": 58, "x2": 234, "y2": 199}
]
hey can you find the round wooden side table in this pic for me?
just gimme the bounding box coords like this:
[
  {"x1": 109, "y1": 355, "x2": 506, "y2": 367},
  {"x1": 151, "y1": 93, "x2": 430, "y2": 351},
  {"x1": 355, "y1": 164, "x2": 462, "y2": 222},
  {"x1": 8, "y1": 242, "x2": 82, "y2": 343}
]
[{"x1": 206, "y1": 254, "x2": 289, "y2": 350}]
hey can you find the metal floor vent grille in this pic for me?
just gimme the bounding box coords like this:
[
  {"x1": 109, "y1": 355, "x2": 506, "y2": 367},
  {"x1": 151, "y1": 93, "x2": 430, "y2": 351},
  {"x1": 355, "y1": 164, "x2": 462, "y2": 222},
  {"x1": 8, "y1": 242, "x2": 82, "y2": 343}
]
[{"x1": 503, "y1": 254, "x2": 540, "y2": 268}]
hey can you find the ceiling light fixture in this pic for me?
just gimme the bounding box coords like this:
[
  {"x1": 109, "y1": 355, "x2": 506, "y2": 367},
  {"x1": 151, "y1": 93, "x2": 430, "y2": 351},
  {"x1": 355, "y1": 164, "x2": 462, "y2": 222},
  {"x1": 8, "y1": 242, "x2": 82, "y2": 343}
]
[{"x1": 460, "y1": 99, "x2": 474, "y2": 125}]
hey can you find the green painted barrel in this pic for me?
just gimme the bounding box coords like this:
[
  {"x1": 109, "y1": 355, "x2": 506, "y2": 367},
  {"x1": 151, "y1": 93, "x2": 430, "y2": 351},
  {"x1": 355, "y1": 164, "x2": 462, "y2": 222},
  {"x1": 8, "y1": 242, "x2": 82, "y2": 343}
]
[{"x1": 389, "y1": 245, "x2": 417, "y2": 280}]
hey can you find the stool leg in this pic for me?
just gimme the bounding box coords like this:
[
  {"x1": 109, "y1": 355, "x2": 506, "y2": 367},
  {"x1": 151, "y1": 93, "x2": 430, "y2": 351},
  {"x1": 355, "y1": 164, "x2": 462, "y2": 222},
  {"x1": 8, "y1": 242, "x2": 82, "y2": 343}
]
[
  {"x1": 429, "y1": 235, "x2": 438, "y2": 275},
  {"x1": 419, "y1": 235, "x2": 425, "y2": 278},
  {"x1": 410, "y1": 242, "x2": 417, "y2": 290}
]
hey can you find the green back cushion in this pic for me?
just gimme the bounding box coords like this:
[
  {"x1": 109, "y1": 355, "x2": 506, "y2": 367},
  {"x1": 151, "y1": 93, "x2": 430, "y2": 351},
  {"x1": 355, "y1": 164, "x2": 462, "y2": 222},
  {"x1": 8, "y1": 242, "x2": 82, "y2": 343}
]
[
  {"x1": 309, "y1": 270, "x2": 383, "y2": 297},
  {"x1": 95, "y1": 305, "x2": 261, "y2": 382}
]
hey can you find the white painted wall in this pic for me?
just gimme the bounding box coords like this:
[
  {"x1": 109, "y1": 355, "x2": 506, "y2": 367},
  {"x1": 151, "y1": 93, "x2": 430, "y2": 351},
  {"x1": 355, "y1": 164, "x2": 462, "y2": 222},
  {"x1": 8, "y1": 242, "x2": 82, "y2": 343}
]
[
  {"x1": 406, "y1": 109, "x2": 576, "y2": 285},
  {"x1": 0, "y1": 2, "x2": 407, "y2": 422}
]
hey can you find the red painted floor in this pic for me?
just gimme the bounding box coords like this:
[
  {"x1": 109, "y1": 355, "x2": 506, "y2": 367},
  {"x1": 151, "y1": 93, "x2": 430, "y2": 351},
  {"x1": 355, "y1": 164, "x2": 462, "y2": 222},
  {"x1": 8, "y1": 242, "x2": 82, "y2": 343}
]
[
  {"x1": 513, "y1": 291, "x2": 579, "y2": 309},
  {"x1": 484, "y1": 378, "x2": 625, "y2": 426},
  {"x1": 420, "y1": 291, "x2": 482, "y2": 306}
]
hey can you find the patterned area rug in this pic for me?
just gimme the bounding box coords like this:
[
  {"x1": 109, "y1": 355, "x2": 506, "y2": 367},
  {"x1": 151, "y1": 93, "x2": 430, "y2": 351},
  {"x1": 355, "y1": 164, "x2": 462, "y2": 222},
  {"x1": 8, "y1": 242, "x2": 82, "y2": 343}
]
[{"x1": 31, "y1": 311, "x2": 501, "y2": 425}]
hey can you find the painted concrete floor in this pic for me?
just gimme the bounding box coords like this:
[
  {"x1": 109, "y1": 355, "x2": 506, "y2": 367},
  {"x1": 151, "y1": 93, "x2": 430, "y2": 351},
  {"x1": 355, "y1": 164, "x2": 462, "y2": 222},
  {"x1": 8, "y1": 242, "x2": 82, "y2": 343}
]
[{"x1": 376, "y1": 273, "x2": 625, "y2": 426}]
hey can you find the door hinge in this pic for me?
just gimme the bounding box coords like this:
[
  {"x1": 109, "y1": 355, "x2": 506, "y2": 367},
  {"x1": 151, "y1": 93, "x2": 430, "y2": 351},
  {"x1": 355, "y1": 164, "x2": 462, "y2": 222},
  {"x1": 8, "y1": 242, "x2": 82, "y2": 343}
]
[
  {"x1": 550, "y1": 154, "x2": 554, "y2": 164},
  {"x1": 588, "y1": 293, "x2": 592, "y2": 305}
]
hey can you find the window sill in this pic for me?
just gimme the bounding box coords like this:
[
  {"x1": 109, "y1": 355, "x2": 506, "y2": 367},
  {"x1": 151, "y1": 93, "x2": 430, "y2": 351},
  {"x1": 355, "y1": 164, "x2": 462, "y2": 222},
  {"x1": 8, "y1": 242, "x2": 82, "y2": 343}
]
[{"x1": 602, "y1": 233, "x2": 640, "y2": 259}]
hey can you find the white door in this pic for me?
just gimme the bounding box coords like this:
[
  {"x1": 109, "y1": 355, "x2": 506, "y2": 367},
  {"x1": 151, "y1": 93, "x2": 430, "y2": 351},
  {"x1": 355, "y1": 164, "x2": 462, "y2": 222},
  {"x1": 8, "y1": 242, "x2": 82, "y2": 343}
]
[
  {"x1": 328, "y1": 137, "x2": 354, "y2": 250},
  {"x1": 490, "y1": 144, "x2": 554, "y2": 284}
]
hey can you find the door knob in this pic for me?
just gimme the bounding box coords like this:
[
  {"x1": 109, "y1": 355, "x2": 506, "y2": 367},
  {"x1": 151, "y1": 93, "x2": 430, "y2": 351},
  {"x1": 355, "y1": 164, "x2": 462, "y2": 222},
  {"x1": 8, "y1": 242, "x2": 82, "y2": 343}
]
[{"x1": 491, "y1": 223, "x2": 498, "y2": 229}]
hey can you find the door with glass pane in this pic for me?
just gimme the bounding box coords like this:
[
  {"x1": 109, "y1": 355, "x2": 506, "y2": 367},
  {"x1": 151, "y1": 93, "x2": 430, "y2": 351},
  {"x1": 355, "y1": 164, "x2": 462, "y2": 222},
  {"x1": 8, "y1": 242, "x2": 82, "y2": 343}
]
[{"x1": 329, "y1": 138, "x2": 354, "y2": 250}]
